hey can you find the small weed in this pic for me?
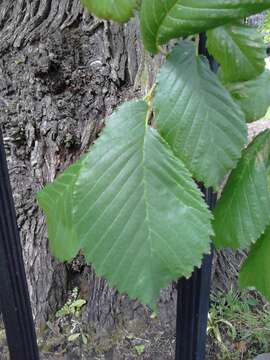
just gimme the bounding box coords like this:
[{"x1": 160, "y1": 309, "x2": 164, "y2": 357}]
[
  {"x1": 53, "y1": 287, "x2": 88, "y2": 345},
  {"x1": 259, "y1": 10, "x2": 270, "y2": 43},
  {"x1": 56, "y1": 287, "x2": 86, "y2": 319},
  {"x1": 208, "y1": 289, "x2": 270, "y2": 359},
  {"x1": 67, "y1": 331, "x2": 89, "y2": 344},
  {"x1": 134, "y1": 344, "x2": 145, "y2": 355}
]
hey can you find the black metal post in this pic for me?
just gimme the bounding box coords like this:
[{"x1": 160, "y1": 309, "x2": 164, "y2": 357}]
[
  {"x1": 0, "y1": 129, "x2": 39, "y2": 359},
  {"x1": 175, "y1": 34, "x2": 218, "y2": 360}
]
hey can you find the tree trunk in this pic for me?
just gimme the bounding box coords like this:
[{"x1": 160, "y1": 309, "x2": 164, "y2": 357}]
[
  {"x1": 0, "y1": 0, "x2": 175, "y2": 331},
  {"x1": 0, "y1": 0, "x2": 245, "y2": 336}
]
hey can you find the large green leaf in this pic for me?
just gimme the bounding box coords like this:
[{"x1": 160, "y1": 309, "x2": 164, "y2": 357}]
[
  {"x1": 239, "y1": 224, "x2": 270, "y2": 302},
  {"x1": 228, "y1": 70, "x2": 270, "y2": 123},
  {"x1": 38, "y1": 100, "x2": 213, "y2": 308},
  {"x1": 154, "y1": 41, "x2": 247, "y2": 189},
  {"x1": 213, "y1": 130, "x2": 270, "y2": 249},
  {"x1": 81, "y1": 0, "x2": 139, "y2": 22},
  {"x1": 207, "y1": 23, "x2": 266, "y2": 83},
  {"x1": 140, "y1": 0, "x2": 270, "y2": 53}
]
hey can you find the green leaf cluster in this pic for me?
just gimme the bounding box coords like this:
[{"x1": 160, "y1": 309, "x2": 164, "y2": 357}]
[
  {"x1": 39, "y1": 98, "x2": 213, "y2": 309},
  {"x1": 38, "y1": 1, "x2": 270, "y2": 307}
]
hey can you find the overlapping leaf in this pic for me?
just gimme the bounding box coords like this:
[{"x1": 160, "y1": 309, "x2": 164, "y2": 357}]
[
  {"x1": 154, "y1": 41, "x2": 247, "y2": 189},
  {"x1": 213, "y1": 130, "x2": 270, "y2": 249},
  {"x1": 228, "y1": 70, "x2": 270, "y2": 123},
  {"x1": 140, "y1": 0, "x2": 270, "y2": 53},
  {"x1": 38, "y1": 100, "x2": 213, "y2": 308},
  {"x1": 81, "y1": 0, "x2": 139, "y2": 22},
  {"x1": 207, "y1": 23, "x2": 266, "y2": 83},
  {"x1": 239, "y1": 224, "x2": 270, "y2": 302},
  {"x1": 38, "y1": 160, "x2": 84, "y2": 260}
]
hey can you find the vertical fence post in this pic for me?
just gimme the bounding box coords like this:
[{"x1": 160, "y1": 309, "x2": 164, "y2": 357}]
[
  {"x1": 175, "y1": 33, "x2": 218, "y2": 360},
  {"x1": 0, "y1": 129, "x2": 39, "y2": 359}
]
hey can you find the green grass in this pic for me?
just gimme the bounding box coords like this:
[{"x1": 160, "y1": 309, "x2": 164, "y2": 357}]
[{"x1": 208, "y1": 290, "x2": 270, "y2": 359}]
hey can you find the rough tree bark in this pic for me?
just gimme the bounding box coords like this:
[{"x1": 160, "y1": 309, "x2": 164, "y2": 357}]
[
  {"x1": 0, "y1": 0, "x2": 245, "y2": 333},
  {"x1": 0, "y1": 0, "x2": 175, "y2": 331}
]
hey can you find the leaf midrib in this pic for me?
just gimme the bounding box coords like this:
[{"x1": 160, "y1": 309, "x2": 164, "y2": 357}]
[{"x1": 142, "y1": 120, "x2": 153, "y2": 281}]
